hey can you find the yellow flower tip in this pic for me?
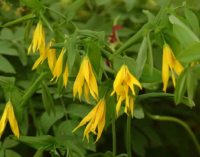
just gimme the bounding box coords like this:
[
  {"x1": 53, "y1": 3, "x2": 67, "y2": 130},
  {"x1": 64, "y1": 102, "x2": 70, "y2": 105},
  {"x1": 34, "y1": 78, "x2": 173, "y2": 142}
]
[
  {"x1": 63, "y1": 64, "x2": 69, "y2": 88},
  {"x1": 52, "y1": 48, "x2": 65, "y2": 81},
  {"x1": 0, "y1": 100, "x2": 20, "y2": 138},
  {"x1": 47, "y1": 41, "x2": 56, "y2": 73},
  {"x1": 72, "y1": 99, "x2": 106, "y2": 142}
]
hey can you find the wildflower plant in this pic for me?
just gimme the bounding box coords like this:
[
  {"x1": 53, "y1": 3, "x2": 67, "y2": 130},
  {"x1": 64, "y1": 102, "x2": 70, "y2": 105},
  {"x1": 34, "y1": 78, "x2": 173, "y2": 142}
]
[{"x1": 0, "y1": 0, "x2": 200, "y2": 157}]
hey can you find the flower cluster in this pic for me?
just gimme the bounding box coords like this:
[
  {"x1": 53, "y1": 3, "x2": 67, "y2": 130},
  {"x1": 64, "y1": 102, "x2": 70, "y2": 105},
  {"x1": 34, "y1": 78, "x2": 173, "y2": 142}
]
[{"x1": 28, "y1": 22, "x2": 184, "y2": 142}]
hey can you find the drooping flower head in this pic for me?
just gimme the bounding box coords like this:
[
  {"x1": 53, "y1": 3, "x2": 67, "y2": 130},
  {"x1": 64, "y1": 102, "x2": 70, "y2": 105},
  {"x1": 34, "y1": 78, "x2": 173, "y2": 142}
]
[
  {"x1": 73, "y1": 99, "x2": 106, "y2": 142},
  {"x1": 73, "y1": 56, "x2": 98, "y2": 102},
  {"x1": 0, "y1": 100, "x2": 19, "y2": 138},
  {"x1": 52, "y1": 48, "x2": 65, "y2": 81},
  {"x1": 111, "y1": 65, "x2": 142, "y2": 117},
  {"x1": 162, "y1": 43, "x2": 184, "y2": 92},
  {"x1": 28, "y1": 21, "x2": 45, "y2": 54}
]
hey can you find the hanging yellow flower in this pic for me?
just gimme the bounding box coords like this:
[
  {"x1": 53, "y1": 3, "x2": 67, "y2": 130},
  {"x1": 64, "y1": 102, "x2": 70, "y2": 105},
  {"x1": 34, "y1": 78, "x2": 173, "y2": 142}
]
[
  {"x1": 162, "y1": 44, "x2": 184, "y2": 92},
  {"x1": 63, "y1": 64, "x2": 69, "y2": 88},
  {"x1": 73, "y1": 98, "x2": 106, "y2": 142},
  {"x1": 73, "y1": 56, "x2": 98, "y2": 102},
  {"x1": 111, "y1": 65, "x2": 142, "y2": 117},
  {"x1": 0, "y1": 100, "x2": 19, "y2": 138},
  {"x1": 52, "y1": 48, "x2": 65, "y2": 81},
  {"x1": 28, "y1": 21, "x2": 45, "y2": 54}
]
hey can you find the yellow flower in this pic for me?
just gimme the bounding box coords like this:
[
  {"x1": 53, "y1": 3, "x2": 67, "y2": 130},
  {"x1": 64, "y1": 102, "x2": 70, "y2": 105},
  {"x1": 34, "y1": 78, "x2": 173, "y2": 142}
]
[
  {"x1": 73, "y1": 99, "x2": 106, "y2": 142},
  {"x1": 111, "y1": 65, "x2": 142, "y2": 117},
  {"x1": 32, "y1": 45, "x2": 47, "y2": 70},
  {"x1": 63, "y1": 64, "x2": 68, "y2": 88},
  {"x1": 162, "y1": 44, "x2": 184, "y2": 92},
  {"x1": 28, "y1": 21, "x2": 45, "y2": 54},
  {"x1": 47, "y1": 41, "x2": 56, "y2": 73},
  {"x1": 0, "y1": 100, "x2": 19, "y2": 138},
  {"x1": 73, "y1": 56, "x2": 98, "y2": 102},
  {"x1": 52, "y1": 48, "x2": 65, "y2": 81}
]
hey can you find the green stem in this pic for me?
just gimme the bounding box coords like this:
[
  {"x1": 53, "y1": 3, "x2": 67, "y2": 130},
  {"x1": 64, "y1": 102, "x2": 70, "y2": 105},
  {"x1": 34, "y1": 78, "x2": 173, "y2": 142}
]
[
  {"x1": 126, "y1": 116, "x2": 132, "y2": 157},
  {"x1": 112, "y1": 114, "x2": 116, "y2": 157},
  {"x1": 20, "y1": 72, "x2": 47, "y2": 108},
  {"x1": 146, "y1": 112, "x2": 200, "y2": 155},
  {"x1": 44, "y1": 6, "x2": 66, "y2": 19}
]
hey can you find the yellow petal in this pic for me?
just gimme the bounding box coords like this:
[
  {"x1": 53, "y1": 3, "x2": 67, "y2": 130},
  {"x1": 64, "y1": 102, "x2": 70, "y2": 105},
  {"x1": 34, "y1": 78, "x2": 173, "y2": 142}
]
[
  {"x1": 84, "y1": 83, "x2": 90, "y2": 103},
  {"x1": 116, "y1": 95, "x2": 125, "y2": 117},
  {"x1": 52, "y1": 48, "x2": 65, "y2": 81},
  {"x1": 72, "y1": 104, "x2": 98, "y2": 133},
  {"x1": 113, "y1": 65, "x2": 125, "y2": 92},
  {"x1": 162, "y1": 46, "x2": 170, "y2": 92},
  {"x1": 73, "y1": 67, "x2": 85, "y2": 100},
  {"x1": 0, "y1": 103, "x2": 9, "y2": 137},
  {"x1": 32, "y1": 56, "x2": 43, "y2": 70},
  {"x1": 129, "y1": 96, "x2": 134, "y2": 117},
  {"x1": 63, "y1": 64, "x2": 68, "y2": 88},
  {"x1": 174, "y1": 60, "x2": 183, "y2": 75},
  {"x1": 7, "y1": 101, "x2": 20, "y2": 138},
  {"x1": 96, "y1": 111, "x2": 105, "y2": 142},
  {"x1": 47, "y1": 42, "x2": 56, "y2": 73}
]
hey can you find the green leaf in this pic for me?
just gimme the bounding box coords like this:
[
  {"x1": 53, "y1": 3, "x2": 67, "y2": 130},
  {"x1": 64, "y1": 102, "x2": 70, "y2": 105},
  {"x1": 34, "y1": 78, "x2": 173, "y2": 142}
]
[
  {"x1": 5, "y1": 150, "x2": 22, "y2": 157},
  {"x1": 19, "y1": 135, "x2": 56, "y2": 149},
  {"x1": 0, "y1": 42, "x2": 18, "y2": 56},
  {"x1": 2, "y1": 13, "x2": 36, "y2": 27},
  {"x1": 169, "y1": 15, "x2": 199, "y2": 47},
  {"x1": 124, "y1": 0, "x2": 136, "y2": 11},
  {"x1": 67, "y1": 34, "x2": 78, "y2": 74},
  {"x1": 87, "y1": 39, "x2": 102, "y2": 76},
  {"x1": 178, "y1": 42, "x2": 200, "y2": 63},
  {"x1": 65, "y1": 0, "x2": 85, "y2": 21},
  {"x1": 134, "y1": 104, "x2": 144, "y2": 119},
  {"x1": 3, "y1": 137, "x2": 19, "y2": 149},
  {"x1": 42, "y1": 82, "x2": 55, "y2": 114},
  {"x1": 174, "y1": 69, "x2": 187, "y2": 104},
  {"x1": 95, "y1": 0, "x2": 111, "y2": 5},
  {"x1": 0, "y1": 55, "x2": 16, "y2": 73},
  {"x1": 186, "y1": 68, "x2": 197, "y2": 105},
  {"x1": 147, "y1": 33, "x2": 154, "y2": 75},
  {"x1": 135, "y1": 36, "x2": 148, "y2": 78},
  {"x1": 67, "y1": 103, "x2": 92, "y2": 118},
  {"x1": 132, "y1": 129, "x2": 147, "y2": 157},
  {"x1": 33, "y1": 149, "x2": 43, "y2": 157},
  {"x1": 184, "y1": 8, "x2": 200, "y2": 37},
  {"x1": 0, "y1": 28, "x2": 13, "y2": 40},
  {"x1": 39, "y1": 106, "x2": 65, "y2": 133}
]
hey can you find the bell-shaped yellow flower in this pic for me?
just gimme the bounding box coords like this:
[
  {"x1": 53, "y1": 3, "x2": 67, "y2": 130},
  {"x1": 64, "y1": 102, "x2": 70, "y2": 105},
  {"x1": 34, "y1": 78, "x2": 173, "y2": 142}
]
[
  {"x1": 63, "y1": 64, "x2": 68, "y2": 88},
  {"x1": 0, "y1": 100, "x2": 19, "y2": 138},
  {"x1": 73, "y1": 56, "x2": 98, "y2": 102},
  {"x1": 111, "y1": 65, "x2": 142, "y2": 117},
  {"x1": 73, "y1": 99, "x2": 106, "y2": 142},
  {"x1": 28, "y1": 21, "x2": 45, "y2": 54},
  {"x1": 52, "y1": 48, "x2": 65, "y2": 81},
  {"x1": 162, "y1": 44, "x2": 184, "y2": 92}
]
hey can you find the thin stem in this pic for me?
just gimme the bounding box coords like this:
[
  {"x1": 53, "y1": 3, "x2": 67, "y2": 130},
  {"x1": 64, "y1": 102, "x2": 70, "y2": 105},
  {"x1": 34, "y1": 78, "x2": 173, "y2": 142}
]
[
  {"x1": 112, "y1": 114, "x2": 116, "y2": 157},
  {"x1": 60, "y1": 97, "x2": 68, "y2": 120},
  {"x1": 126, "y1": 116, "x2": 132, "y2": 157},
  {"x1": 146, "y1": 112, "x2": 200, "y2": 155}
]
